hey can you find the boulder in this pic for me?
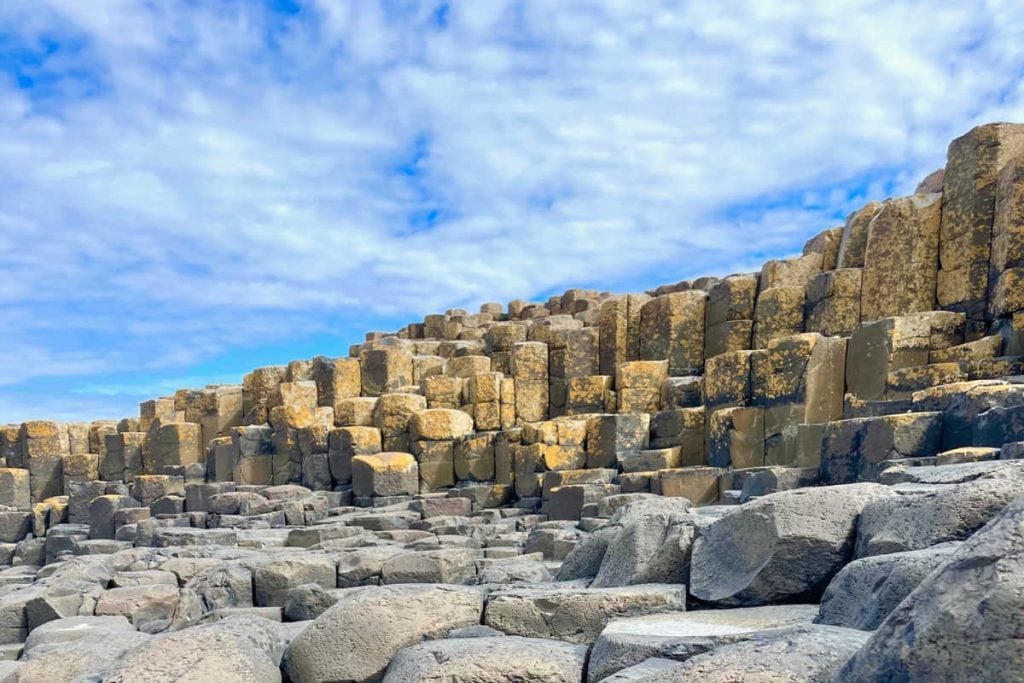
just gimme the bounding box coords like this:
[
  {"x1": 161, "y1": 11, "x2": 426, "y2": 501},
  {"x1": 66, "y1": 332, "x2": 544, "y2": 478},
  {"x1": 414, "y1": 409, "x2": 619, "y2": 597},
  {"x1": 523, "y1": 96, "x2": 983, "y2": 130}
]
[
  {"x1": 254, "y1": 555, "x2": 337, "y2": 607},
  {"x1": 587, "y1": 605, "x2": 819, "y2": 682},
  {"x1": 591, "y1": 498, "x2": 702, "y2": 587},
  {"x1": 381, "y1": 635, "x2": 588, "y2": 682},
  {"x1": 689, "y1": 483, "x2": 896, "y2": 605},
  {"x1": 855, "y1": 470, "x2": 1024, "y2": 557},
  {"x1": 638, "y1": 624, "x2": 869, "y2": 682},
  {"x1": 283, "y1": 584, "x2": 484, "y2": 682},
  {"x1": 816, "y1": 543, "x2": 960, "y2": 630},
  {"x1": 839, "y1": 494, "x2": 1024, "y2": 681},
  {"x1": 100, "y1": 615, "x2": 283, "y2": 682},
  {"x1": 484, "y1": 584, "x2": 686, "y2": 644}
]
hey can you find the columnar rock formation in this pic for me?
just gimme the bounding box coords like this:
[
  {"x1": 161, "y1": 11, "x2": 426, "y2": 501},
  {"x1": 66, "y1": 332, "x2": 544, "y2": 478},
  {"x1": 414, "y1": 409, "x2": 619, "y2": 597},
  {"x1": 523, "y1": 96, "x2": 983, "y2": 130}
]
[{"x1": 0, "y1": 124, "x2": 1023, "y2": 681}]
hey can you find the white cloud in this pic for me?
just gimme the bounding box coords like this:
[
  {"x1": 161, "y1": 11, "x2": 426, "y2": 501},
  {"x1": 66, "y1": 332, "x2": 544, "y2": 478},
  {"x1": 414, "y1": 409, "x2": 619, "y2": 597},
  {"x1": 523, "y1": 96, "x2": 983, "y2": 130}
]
[{"x1": 0, "y1": 0, "x2": 1023, "y2": 421}]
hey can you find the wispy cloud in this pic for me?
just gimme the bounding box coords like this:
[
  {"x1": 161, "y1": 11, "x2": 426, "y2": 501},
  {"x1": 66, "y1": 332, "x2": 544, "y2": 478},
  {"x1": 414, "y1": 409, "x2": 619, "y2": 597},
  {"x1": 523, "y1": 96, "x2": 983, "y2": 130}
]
[{"x1": 0, "y1": 0, "x2": 1023, "y2": 422}]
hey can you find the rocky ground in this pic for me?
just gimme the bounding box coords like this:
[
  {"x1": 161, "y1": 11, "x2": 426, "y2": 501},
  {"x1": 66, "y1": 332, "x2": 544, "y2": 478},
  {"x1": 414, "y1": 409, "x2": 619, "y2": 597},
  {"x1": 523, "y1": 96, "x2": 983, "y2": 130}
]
[{"x1": 0, "y1": 457, "x2": 1020, "y2": 681}]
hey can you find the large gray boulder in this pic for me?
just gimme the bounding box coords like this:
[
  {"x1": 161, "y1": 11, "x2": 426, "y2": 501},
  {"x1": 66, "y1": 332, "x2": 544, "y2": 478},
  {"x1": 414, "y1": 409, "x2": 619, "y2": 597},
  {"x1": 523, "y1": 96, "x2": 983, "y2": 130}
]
[
  {"x1": 22, "y1": 614, "x2": 135, "y2": 655},
  {"x1": 556, "y1": 526, "x2": 616, "y2": 580},
  {"x1": 587, "y1": 605, "x2": 819, "y2": 682},
  {"x1": 689, "y1": 483, "x2": 895, "y2": 605},
  {"x1": 839, "y1": 495, "x2": 1024, "y2": 681},
  {"x1": 283, "y1": 584, "x2": 484, "y2": 682},
  {"x1": 484, "y1": 584, "x2": 686, "y2": 644},
  {"x1": 381, "y1": 635, "x2": 587, "y2": 682},
  {"x1": 627, "y1": 624, "x2": 868, "y2": 682},
  {"x1": 855, "y1": 472, "x2": 1024, "y2": 557},
  {"x1": 10, "y1": 631, "x2": 152, "y2": 682},
  {"x1": 816, "y1": 543, "x2": 960, "y2": 630},
  {"x1": 591, "y1": 498, "x2": 703, "y2": 587},
  {"x1": 92, "y1": 616, "x2": 283, "y2": 682}
]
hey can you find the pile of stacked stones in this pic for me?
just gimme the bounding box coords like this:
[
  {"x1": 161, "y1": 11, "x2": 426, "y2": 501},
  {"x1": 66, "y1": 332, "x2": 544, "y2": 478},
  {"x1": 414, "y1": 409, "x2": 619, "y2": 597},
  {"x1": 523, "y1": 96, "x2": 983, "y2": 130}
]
[{"x1": 0, "y1": 124, "x2": 1022, "y2": 680}]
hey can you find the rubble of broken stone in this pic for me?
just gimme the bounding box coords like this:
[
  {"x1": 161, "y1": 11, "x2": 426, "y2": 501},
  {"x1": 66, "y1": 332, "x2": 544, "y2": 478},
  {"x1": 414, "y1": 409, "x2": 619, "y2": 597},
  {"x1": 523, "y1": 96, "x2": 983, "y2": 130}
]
[{"x1": 0, "y1": 458, "x2": 1016, "y2": 681}]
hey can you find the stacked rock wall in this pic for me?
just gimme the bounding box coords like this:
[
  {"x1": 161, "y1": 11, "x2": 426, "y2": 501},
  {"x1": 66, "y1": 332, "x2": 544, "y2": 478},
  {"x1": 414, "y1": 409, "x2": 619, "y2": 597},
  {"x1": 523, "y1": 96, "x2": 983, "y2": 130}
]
[{"x1": 3, "y1": 122, "x2": 1024, "y2": 542}]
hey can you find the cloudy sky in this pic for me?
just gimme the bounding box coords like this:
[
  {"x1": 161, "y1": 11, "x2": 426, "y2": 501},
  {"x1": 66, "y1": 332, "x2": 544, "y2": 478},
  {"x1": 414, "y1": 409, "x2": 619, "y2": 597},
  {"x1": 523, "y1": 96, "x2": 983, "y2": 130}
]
[{"x1": 1, "y1": 0, "x2": 1023, "y2": 423}]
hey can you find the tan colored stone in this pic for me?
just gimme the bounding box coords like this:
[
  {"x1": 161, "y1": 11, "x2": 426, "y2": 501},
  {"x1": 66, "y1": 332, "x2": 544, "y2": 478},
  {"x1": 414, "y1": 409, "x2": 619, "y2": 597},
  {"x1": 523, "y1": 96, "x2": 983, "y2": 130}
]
[
  {"x1": 836, "y1": 201, "x2": 883, "y2": 269},
  {"x1": 861, "y1": 193, "x2": 941, "y2": 321},
  {"x1": 599, "y1": 294, "x2": 650, "y2": 374},
  {"x1": 752, "y1": 286, "x2": 805, "y2": 349},
  {"x1": 351, "y1": 453, "x2": 418, "y2": 498},
  {"x1": 638, "y1": 291, "x2": 707, "y2": 375}
]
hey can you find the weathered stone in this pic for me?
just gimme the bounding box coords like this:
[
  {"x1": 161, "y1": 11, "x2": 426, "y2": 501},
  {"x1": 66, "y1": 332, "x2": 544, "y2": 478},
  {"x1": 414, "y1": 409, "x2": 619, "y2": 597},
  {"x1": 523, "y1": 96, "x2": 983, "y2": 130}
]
[
  {"x1": 351, "y1": 452, "x2": 418, "y2": 498},
  {"x1": 587, "y1": 605, "x2": 820, "y2": 682},
  {"x1": 752, "y1": 286, "x2": 805, "y2": 349},
  {"x1": 816, "y1": 542, "x2": 960, "y2": 630},
  {"x1": 484, "y1": 584, "x2": 687, "y2": 643},
  {"x1": 819, "y1": 412, "x2": 943, "y2": 484},
  {"x1": 638, "y1": 291, "x2": 706, "y2": 375},
  {"x1": 938, "y1": 123, "x2": 1024, "y2": 328},
  {"x1": 599, "y1": 295, "x2": 650, "y2": 374},
  {"x1": 254, "y1": 555, "x2": 337, "y2": 607},
  {"x1": 382, "y1": 635, "x2": 587, "y2": 683},
  {"x1": 861, "y1": 193, "x2": 941, "y2": 321},
  {"x1": 855, "y1": 467, "x2": 1024, "y2": 557},
  {"x1": 690, "y1": 483, "x2": 896, "y2": 605},
  {"x1": 840, "y1": 493, "x2": 1024, "y2": 681},
  {"x1": 284, "y1": 584, "x2": 484, "y2": 682},
  {"x1": 586, "y1": 414, "x2": 650, "y2": 468}
]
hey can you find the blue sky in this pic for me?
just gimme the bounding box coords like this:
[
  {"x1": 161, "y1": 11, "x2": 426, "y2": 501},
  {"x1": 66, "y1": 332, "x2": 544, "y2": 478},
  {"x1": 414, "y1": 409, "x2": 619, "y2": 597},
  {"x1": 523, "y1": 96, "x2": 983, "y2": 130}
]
[{"x1": 1, "y1": 0, "x2": 1023, "y2": 423}]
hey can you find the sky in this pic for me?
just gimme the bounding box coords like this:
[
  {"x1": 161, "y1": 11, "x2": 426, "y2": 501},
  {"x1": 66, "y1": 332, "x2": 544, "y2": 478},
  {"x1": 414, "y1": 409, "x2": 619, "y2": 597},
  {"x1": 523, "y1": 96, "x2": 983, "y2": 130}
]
[{"x1": 0, "y1": 0, "x2": 1023, "y2": 423}]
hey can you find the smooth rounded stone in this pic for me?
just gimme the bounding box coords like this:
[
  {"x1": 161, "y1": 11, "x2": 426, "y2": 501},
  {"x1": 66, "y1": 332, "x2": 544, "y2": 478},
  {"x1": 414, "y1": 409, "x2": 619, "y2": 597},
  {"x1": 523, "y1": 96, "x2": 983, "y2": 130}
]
[
  {"x1": 478, "y1": 558, "x2": 553, "y2": 584},
  {"x1": 381, "y1": 549, "x2": 477, "y2": 585},
  {"x1": 94, "y1": 584, "x2": 180, "y2": 633},
  {"x1": 592, "y1": 498, "x2": 704, "y2": 588},
  {"x1": 23, "y1": 614, "x2": 135, "y2": 655},
  {"x1": 636, "y1": 624, "x2": 869, "y2": 682},
  {"x1": 816, "y1": 542, "x2": 961, "y2": 630},
  {"x1": 283, "y1": 584, "x2": 485, "y2": 683},
  {"x1": 12, "y1": 630, "x2": 153, "y2": 682},
  {"x1": 381, "y1": 635, "x2": 588, "y2": 682},
  {"x1": 484, "y1": 584, "x2": 687, "y2": 644},
  {"x1": 282, "y1": 583, "x2": 341, "y2": 622},
  {"x1": 587, "y1": 604, "x2": 819, "y2": 682},
  {"x1": 855, "y1": 473, "x2": 1024, "y2": 557},
  {"x1": 253, "y1": 555, "x2": 337, "y2": 607},
  {"x1": 556, "y1": 525, "x2": 617, "y2": 580},
  {"x1": 839, "y1": 495, "x2": 1024, "y2": 681},
  {"x1": 100, "y1": 615, "x2": 284, "y2": 682},
  {"x1": 690, "y1": 483, "x2": 896, "y2": 606}
]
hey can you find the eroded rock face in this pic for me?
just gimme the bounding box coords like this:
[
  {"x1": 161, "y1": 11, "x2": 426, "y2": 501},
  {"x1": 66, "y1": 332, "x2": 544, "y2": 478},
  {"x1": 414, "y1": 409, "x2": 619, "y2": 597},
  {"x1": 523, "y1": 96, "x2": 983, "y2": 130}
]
[
  {"x1": 689, "y1": 484, "x2": 895, "y2": 606},
  {"x1": 839, "y1": 495, "x2": 1024, "y2": 681}
]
